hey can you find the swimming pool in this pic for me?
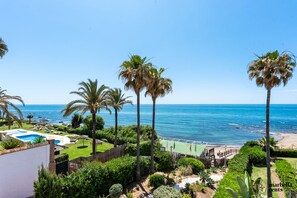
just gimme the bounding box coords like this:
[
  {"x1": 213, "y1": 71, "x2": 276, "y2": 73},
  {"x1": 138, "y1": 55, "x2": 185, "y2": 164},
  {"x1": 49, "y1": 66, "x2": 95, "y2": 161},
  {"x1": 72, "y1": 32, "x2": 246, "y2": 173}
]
[{"x1": 16, "y1": 134, "x2": 60, "y2": 145}]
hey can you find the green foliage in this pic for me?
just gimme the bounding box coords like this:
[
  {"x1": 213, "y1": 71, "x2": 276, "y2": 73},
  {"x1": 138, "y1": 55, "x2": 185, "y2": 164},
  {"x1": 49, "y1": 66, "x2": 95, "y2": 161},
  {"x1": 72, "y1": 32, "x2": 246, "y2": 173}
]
[
  {"x1": 242, "y1": 141, "x2": 259, "y2": 147},
  {"x1": 271, "y1": 149, "x2": 297, "y2": 157},
  {"x1": 125, "y1": 141, "x2": 152, "y2": 156},
  {"x1": 178, "y1": 166, "x2": 193, "y2": 176},
  {"x1": 1, "y1": 138, "x2": 24, "y2": 149},
  {"x1": 33, "y1": 136, "x2": 46, "y2": 144},
  {"x1": 33, "y1": 166, "x2": 62, "y2": 198},
  {"x1": 240, "y1": 145, "x2": 266, "y2": 166},
  {"x1": 97, "y1": 125, "x2": 156, "y2": 145},
  {"x1": 181, "y1": 194, "x2": 192, "y2": 198},
  {"x1": 227, "y1": 153, "x2": 250, "y2": 173},
  {"x1": 226, "y1": 171, "x2": 263, "y2": 198},
  {"x1": 214, "y1": 172, "x2": 244, "y2": 198},
  {"x1": 55, "y1": 153, "x2": 69, "y2": 163},
  {"x1": 83, "y1": 115, "x2": 105, "y2": 131},
  {"x1": 177, "y1": 157, "x2": 205, "y2": 174},
  {"x1": 153, "y1": 186, "x2": 181, "y2": 198},
  {"x1": 154, "y1": 150, "x2": 174, "y2": 171},
  {"x1": 71, "y1": 113, "x2": 83, "y2": 129},
  {"x1": 275, "y1": 159, "x2": 297, "y2": 195},
  {"x1": 57, "y1": 125, "x2": 67, "y2": 132},
  {"x1": 148, "y1": 174, "x2": 165, "y2": 188},
  {"x1": 108, "y1": 184, "x2": 123, "y2": 198}
]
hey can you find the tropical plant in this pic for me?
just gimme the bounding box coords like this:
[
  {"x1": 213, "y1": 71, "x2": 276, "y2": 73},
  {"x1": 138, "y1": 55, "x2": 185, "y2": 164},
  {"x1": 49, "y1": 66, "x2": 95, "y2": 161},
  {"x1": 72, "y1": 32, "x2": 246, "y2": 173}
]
[
  {"x1": 71, "y1": 113, "x2": 83, "y2": 129},
  {"x1": 247, "y1": 50, "x2": 296, "y2": 197},
  {"x1": 119, "y1": 54, "x2": 152, "y2": 181},
  {"x1": 145, "y1": 67, "x2": 172, "y2": 173},
  {"x1": 153, "y1": 186, "x2": 181, "y2": 198},
  {"x1": 148, "y1": 174, "x2": 165, "y2": 188},
  {"x1": 0, "y1": 87, "x2": 25, "y2": 129},
  {"x1": 226, "y1": 171, "x2": 263, "y2": 198},
  {"x1": 1, "y1": 138, "x2": 24, "y2": 149},
  {"x1": 258, "y1": 136, "x2": 278, "y2": 151},
  {"x1": 62, "y1": 79, "x2": 110, "y2": 156},
  {"x1": 108, "y1": 184, "x2": 123, "y2": 198},
  {"x1": 83, "y1": 115, "x2": 105, "y2": 131},
  {"x1": 33, "y1": 136, "x2": 46, "y2": 144},
  {"x1": 199, "y1": 171, "x2": 209, "y2": 184},
  {"x1": 27, "y1": 114, "x2": 34, "y2": 124},
  {"x1": 0, "y1": 37, "x2": 8, "y2": 58},
  {"x1": 107, "y1": 88, "x2": 132, "y2": 147}
]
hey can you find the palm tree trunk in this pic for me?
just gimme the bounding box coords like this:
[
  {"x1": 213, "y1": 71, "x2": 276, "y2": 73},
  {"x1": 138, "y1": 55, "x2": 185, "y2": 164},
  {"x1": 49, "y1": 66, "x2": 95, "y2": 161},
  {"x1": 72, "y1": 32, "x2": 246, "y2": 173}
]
[
  {"x1": 150, "y1": 98, "x2": 156, "y2": 173},
  {"x1": 136, "y1": 91, "x2": 141, "y2": 181},
  {"x1": 266, "y1": 88, "x2": 272, "y2": 198},
  {"x1": 114, "y1": 109, "x2": 118, "y2": 147},
  {"x1": 92, "y1": 113, "x2": 96, "y2": 157}
]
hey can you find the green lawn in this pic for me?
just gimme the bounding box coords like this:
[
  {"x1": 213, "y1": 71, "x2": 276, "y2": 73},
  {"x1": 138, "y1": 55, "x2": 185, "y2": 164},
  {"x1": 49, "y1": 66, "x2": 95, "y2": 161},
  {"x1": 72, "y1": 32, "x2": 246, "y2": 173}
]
[
  {"x1": 280, "y1": 157, "x2": 297, "y2": 169},
  {"x1": 61, "y1": 139, "x2": 113, "y2": 160},
  {"x1": 0, "y1": 142, "x2": 3, "y2": 151},
  {"x1": 160, "y1": 139, "x2": 205, "y2": 156},
  {"x1": 251, "y1": 164, "x2": 279, "y2": 198}
]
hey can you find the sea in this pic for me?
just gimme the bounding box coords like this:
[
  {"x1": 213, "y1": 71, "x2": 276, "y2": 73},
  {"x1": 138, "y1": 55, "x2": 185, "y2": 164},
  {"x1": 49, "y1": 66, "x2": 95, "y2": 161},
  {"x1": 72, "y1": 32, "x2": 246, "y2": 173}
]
[{"x1": 13, "y1": 104, "x2": 297, "y2": 146}]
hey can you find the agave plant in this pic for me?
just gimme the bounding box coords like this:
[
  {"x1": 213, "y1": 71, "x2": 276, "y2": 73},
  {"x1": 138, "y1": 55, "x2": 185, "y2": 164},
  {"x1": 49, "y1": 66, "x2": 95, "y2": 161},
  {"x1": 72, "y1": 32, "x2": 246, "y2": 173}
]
[{"x1": 226, "y1": 171, "x2": 263, "y2": 198}]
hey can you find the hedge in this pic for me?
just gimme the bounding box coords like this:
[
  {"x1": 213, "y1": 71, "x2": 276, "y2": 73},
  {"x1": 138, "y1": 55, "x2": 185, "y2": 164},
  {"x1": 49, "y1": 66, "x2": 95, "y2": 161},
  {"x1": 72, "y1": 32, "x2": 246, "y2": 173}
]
[
  {"x1": 275, "y1": 159, "x2": 297, "y2": 196},
  {"x1": 154, "y1": 150, "x2": 175, "y2": 171},
  {"x1": 271, "y1": 149, "x2": 297, "y2": 157},
  {"x1": 125, "y1": 141, "x2": 151, "y2": 156},
  {"x1": 177, "y1": 157, "x2": 205, "y2": 174},
  {"x1": 55, "y1": 153, "x2": 69, "y2": 163},
  {"x1": 240, "y1": 145, "x2": 266, "y2": 166},
  {"x1": 34, "y1": 155, "x2": 151, "y2": 197}
]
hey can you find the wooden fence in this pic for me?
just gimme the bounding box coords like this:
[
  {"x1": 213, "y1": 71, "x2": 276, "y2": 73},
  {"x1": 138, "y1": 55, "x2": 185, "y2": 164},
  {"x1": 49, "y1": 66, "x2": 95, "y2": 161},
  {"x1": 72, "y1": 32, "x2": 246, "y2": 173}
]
[{"x1": 69, "y1": 144, "x2": 126, "y2": 172}]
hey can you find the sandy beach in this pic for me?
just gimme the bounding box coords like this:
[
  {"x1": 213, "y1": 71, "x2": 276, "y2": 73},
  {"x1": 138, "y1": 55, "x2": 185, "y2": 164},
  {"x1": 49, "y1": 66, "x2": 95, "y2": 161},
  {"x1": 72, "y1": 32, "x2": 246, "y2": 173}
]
[{"x1": 276, "y1": 133, "x2": 297, "y2": 149}]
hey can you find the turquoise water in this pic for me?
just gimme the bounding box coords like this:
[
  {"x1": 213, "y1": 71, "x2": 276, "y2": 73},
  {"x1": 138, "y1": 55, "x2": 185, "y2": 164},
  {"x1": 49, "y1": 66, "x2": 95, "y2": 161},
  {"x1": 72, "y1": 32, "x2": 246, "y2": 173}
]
[
  {"x1": 15, "y1": 134, "x2": 60, "y2": 144},
  {"x1": 16, "y1": 104, "x2": 297, "y2": 145}
]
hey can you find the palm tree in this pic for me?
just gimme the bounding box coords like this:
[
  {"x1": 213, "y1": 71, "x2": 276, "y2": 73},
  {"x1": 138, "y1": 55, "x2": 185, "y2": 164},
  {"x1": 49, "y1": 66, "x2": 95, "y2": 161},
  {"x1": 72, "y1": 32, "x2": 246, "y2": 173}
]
[
  {"x1": 0, "y1": 87, "x2": 25, "y2": 129},
  {"x1": 145, "y1": 67, "x2": 172, "y2": 173},
  {"x1": 61, "y1": 79, "x2": 110, "y2": 157},
  {"x1": 27, "y1": 114, "x2": 34, "y2": 124},
  {"x1": 0, "y1": 37, "x2": 8, "y2": 58},
  {"x1": 258, "y1": 137, "x2": 278, "y2": 151},
  {"x1": 119, "y1": 55, "x2": 152, "y2": 181},
  {"x1": 71, "y1": 113, "x2": 83, "y2": 129},
  {"x1": 107, "y1": 88, "x2": 132, "y2": 147},
  {"x1": 247, "y1": 50, "x2": 296, "y2": 197}
]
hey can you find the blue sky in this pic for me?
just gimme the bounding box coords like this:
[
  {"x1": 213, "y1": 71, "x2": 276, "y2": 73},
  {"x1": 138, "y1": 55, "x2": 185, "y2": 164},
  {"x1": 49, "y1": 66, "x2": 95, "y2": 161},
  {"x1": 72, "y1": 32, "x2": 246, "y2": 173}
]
[{"x1": 1, "y1": 0, "x2": 297, "y2": 104}]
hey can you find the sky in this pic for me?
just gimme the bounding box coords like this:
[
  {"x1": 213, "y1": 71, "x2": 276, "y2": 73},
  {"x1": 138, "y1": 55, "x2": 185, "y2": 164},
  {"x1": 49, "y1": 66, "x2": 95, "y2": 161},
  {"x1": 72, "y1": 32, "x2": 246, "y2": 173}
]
[{"x1": 1, "y1": 0, "x2": 297, "y2": 104}]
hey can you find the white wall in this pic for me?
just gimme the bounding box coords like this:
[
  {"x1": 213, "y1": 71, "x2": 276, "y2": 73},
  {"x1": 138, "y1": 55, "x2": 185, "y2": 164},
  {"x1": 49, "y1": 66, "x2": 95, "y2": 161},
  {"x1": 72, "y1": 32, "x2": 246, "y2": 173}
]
[{"x1": 0, "y1": 144, "x2": 50, "y2": 198}]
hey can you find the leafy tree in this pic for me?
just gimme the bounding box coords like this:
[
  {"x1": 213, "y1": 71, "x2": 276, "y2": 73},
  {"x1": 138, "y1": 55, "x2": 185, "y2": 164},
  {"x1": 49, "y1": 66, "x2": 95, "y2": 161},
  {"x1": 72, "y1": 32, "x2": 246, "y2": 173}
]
[
  {"x1": 145, "y1": 67, "x2": 172, "y2": 173},
  {"x1": 0, "y1": 87, "x2": 25, "y2": 129},
  {"x1": 62, "y1": 79, "x2": 110, "y2": 157},
  {"x1": 247, "y1": 50, "x2": 296, "y2": 197},
  {"x1": 71, "y1": 113, "x2": 83, "y2": 129},
  {"x1": 119, "y1": 55, "x2": 152, "y2": 181},
  {"x1": 83, "y1": 115, "x2": 105, "y2": 131},
  {"x1": 107, "y1": 88, "x2": 132, "y2": 147},
  {"x1": 0, "y1": 37, "x2": 8, "y2": 58}
]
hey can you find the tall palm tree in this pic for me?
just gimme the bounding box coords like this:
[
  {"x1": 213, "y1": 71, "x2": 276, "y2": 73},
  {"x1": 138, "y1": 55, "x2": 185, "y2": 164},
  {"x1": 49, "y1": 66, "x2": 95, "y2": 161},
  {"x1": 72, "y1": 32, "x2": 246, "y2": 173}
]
[
  {"x1": 107, "y1": 88, "x2": 132, "y2": 147},
  {"x1": 62, "y1": 79, "x2": 110, "y2": 157},
  {"x1": 0, "y1": 87, "x2": 25, "y2": 129},
  {"x1": 247, "y1": 50, "x2": 296, "y2": 197},
  {"x1": 0, "y1": 37, "x2": 8, "y2": 58},
  {"x1": 119, "y1": 55, "x2": 152, "y2": 181},
  {"x1": 145, "y1": 67, "x2": 172, "y2": 173}
]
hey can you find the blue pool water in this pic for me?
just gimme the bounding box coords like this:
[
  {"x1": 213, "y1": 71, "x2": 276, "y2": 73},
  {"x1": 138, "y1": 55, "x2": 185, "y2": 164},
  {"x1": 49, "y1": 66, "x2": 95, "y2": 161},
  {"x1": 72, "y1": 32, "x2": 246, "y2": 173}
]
[
  {"x1": 15, "y1": 104, "x2": 297, "y2": 145},
  {"x1": 16, "y1": 134, "x2": 60, "y2": 145}
]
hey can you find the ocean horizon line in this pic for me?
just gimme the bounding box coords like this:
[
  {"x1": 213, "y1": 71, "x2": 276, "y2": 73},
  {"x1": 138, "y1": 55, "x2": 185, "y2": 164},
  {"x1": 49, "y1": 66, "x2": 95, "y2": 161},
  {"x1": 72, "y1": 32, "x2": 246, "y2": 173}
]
[{"x1": 20, "y1": 103, "x2": 297, "y2": 105}]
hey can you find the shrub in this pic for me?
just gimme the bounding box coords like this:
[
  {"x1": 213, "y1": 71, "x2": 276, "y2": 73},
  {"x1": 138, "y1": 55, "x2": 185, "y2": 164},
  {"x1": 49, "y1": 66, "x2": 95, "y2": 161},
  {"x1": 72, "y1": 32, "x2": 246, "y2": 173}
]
[
  {"x1": 153, "y1": 186, "x2": 181, "y2": 198},
  {"x1": 57, "y1": 125, "x2": 67, "y2": 132},
  {"x1": 178, "y1": 166, "x2": 193, "y2": 176},
  {"x1": 33, "y1": 136, "x2": 46, "y2": 144},
  {"x1": 33, "y1": 165, "x2": 62, "y2": 198},
  {"x1": 275, "y1": 159, "x2": 297, "y2": 196},
  {"x1": 148, "y1": 174, "x2": 165, "y2": 188},
  {"x1": 109, "y1": 184, "x2": 123, "y2": 198},
  {"x1": 227, "y1": 153, "x2": 250, "y2": 173},
  {"x1": 55, "y1": 153, "x2": 69, "y2": 163},
  {"x1": 154, "y1": 151, "x2": 174, "y2": 171},
  {"x1": 140, "y1": 140, "x2": 151, "y2": 156},
  {"x1": 1, "y1": 138, "x2": 24, "y2": 149},
  {"x1": 240, "y1": 145, "x2": 266, "y2": 166},
  {"x1": 83, "y1": 115, "x2": 105, "y2": 131},
  {"x1": 177, "y1": 158, "x2": 205, "y2": 174},
  {"x1": 242, "y1": 140, "x2": 259, "y2": 147},
  {"x1": 271, "y1": 149, "x2": 297, "y2": 157}
]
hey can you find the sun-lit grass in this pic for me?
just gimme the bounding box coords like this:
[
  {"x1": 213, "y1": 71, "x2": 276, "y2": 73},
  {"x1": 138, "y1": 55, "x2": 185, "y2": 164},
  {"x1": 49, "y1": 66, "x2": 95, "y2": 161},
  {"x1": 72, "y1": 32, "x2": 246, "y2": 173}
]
[
  {"x1": 251, "y1": 164, "x2": 279, "y2": 198},
  {"x1": 61, "y1": 139, "x2": 113, "y2": 160},
  {"x1": 280, "y1": 157, "x2": 297, "y2": 169}
]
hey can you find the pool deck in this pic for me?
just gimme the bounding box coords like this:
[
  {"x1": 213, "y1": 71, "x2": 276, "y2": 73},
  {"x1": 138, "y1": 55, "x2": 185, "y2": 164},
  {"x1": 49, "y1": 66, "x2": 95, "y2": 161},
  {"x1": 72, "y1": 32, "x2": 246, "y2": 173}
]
[{"x1": 0, "y1": 129, "x2": 70, "y2": 145}]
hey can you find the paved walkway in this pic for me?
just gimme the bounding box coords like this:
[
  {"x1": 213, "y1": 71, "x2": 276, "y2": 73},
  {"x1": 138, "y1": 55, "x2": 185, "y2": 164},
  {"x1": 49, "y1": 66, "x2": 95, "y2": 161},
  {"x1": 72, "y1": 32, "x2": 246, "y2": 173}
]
[{"x1": 271, "y1": 170, "x2": 285, "y2": 198}]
